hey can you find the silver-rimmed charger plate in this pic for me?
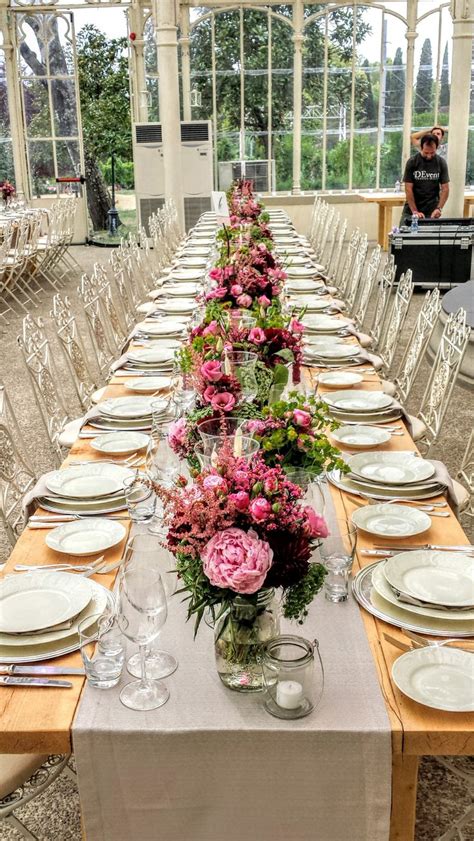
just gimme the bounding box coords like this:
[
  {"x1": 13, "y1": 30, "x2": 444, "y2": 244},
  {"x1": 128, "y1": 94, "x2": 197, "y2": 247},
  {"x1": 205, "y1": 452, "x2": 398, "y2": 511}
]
[
  {"x1": 352, "y1": 562, "x2": 474, "y2": 638},
  {"x1": 327, "y1": 469, "x2": 445, "y2": 501}
]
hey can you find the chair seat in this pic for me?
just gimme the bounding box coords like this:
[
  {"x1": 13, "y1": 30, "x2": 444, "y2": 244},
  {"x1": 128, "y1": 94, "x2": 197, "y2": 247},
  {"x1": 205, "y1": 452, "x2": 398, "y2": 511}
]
[
  {"x1": 0, "y1": 754, "x2": 48, "y2": 800},
  {"x1": 357, "y1": 332, "x2": 373, "y2": 349},
  {"x1": 58, "y1": 417, "x2": 83, "y2": 448},
  {"x1": 136, "y1": 301, "x2": 157, "y2": 315}
]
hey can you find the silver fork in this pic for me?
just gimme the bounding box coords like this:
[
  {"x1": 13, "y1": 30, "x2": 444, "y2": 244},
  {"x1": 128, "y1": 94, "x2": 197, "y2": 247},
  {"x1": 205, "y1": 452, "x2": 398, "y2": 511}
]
[
  {"x1": 67, "y1": 454, "x2": 141, "y2": 466},
  {"x1": 14, "y1": 555, "x2": 106, "y2": 573},
  {"x1": 366, "y1": 499, "x2": 449, "y2": 516}
]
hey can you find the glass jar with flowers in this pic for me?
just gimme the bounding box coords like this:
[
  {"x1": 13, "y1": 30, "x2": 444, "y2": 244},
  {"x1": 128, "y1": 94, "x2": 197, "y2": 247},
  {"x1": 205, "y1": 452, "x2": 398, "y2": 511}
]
[{"x1": 158, "y1": 454, "x2": 328, "y2": 693}]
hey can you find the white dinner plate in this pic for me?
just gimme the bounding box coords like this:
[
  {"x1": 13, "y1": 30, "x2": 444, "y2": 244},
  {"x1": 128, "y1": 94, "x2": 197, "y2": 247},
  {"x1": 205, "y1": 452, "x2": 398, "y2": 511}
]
[
  {"x1": 324, "y1": 390, "x2": 393, "y2": 412},
  {"x1": 384, "y1": 551, "x2": 474, "y2": 607},
  {"x1": 307, "y1": 345, "x2": 361, "y2": 361},
  {"x1": 0, "y1": 572, "x2": 93, "y2": 633},
  {"x1": 286, "y1": 267, "x2": 321, "y2": 278},
  {"x1": 164, "y1": 283, "x2": 201, "y2": 297},
  {"x1": 125, "y1": 347, "x2": 175, "y2": 365},
  {"x1": 39, "y1": 496, "x2": 127, "y2": 516},
  {"x1": 330, "y1": 425, "x2": 391, "y2": 449},
  {"x1": 328, "y1": 469, "x2": 443, "y2": 501},
  {"x1": 46, "y1": 464, "x2": 134, "y2": 500},
  {"x1": 347, "y1": 452, "x2": 435, "y2": 485},
  {"x1": 0, "y1": 579, "x2": 109, "y2": 647},
  {"x1": 46, "y1": 518, "x2": 126, "y2": 557},
  {"x1": 285, "y1": 279, "x2": 323, "y2": 292},
  {"x1": 155, "y1": 299, "x2": 197, "y2": 314},
  {"x1": 88, "y1": 416, "x2": 153, "y2": 432},
  {"x1": 91, "y1": 432, "x2": 150, "y2": 455},
  {"x1": 351, "y1": 503, "x2": 431, "y2": 539},
  {"x1": 126, "y1": 377, "x2": 171, "y2": 394},
  {"x1": 134, "y1": 320, "x2": 185, "y2": 337},
  {"x1": 99, "y1": 396, "x2": 167, "y2": 419},
  {"x1": 392, "y1": 647, "x2": 474, "y2": 712},
  {"x1": 303, "y1": 315, "x2": 348, "y2": 333},
  {"x1": 169, "y1": 270, "x2": 204, "y2": 281},
  {"x1": 371, "y1": 564, "x2": 474, "y2": 622},
  {"x1": 293, "y1": 297, "x2": 334, "y2": 311},
  {"x1": 318, "y1": 372, "x2": 364, "y2": 389}
]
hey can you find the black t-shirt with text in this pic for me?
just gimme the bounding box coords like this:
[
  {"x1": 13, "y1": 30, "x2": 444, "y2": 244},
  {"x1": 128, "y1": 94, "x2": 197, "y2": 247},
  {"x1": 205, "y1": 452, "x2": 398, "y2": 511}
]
[{"x1": 402, "y1": 152, "x2": 449, "y2": 218}]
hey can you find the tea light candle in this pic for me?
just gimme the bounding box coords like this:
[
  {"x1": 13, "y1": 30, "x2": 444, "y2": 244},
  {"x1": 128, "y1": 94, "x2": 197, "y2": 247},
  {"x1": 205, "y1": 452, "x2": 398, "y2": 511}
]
[
  {"x1": 233, "y1": 427, "x2": 243, "y2": 457},
  {"x1": 276, "y1": 680, "x2": 303, "y2": 710}
]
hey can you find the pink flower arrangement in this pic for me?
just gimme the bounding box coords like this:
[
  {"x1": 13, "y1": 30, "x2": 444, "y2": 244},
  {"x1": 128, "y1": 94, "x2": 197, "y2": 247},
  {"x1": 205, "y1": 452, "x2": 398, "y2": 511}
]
[{"x1": 202, "y1": 527, "x2": 273, "y2": 594}]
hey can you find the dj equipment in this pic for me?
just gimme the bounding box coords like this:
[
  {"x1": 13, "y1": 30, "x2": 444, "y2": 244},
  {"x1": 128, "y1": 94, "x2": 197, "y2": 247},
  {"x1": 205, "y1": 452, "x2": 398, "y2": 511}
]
[{"x1": 390, "y1": 219, "x2": 474, "y2": 287}]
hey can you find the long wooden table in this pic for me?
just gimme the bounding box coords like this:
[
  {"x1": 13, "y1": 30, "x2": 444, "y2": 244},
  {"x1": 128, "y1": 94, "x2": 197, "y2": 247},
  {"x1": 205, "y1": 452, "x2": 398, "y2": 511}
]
[
  {"x1": 359, "y1": 190, "x2": 474, "y2": 249},
  {"x1": 1, "y1": 320, "x2": 473, "y2": 841}
]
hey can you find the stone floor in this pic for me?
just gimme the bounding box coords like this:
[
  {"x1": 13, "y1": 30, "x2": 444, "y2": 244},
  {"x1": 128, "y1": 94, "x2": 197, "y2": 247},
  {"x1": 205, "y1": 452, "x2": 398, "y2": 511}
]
[{"x1": 0, "y1": 243, "x2": 473, "y2": 840}]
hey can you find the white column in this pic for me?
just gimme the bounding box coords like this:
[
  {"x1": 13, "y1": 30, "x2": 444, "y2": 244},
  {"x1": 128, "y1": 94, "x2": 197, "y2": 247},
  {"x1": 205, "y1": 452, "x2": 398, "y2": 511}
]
[
  {"x1": 180, "y1": 6, "x2": 191, "y2": 122},
  {"x1": 153, "y1": 0, "x2": 184, "y2": 231},
  {"x1": 402, "y1": 0, "x2": 418, "y2": 167},
  {"x1": 444, "y1": 0, "x2": 474, "y2": 217},
  {"x1": 0, "y1": 4, "x2": 28, "y2": 199},
  {"x1": 128, "y1": 2, "x2": 148, "y2": 123},
  {"x1": 291, "y1": 0, "x2": 304, "y2": 195}
]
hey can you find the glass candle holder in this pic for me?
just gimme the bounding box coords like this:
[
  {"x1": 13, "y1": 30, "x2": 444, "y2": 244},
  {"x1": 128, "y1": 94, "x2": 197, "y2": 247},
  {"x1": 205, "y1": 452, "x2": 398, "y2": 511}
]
[{"x1": 261, "y1": 634, "x2": 324, "y2": 720}]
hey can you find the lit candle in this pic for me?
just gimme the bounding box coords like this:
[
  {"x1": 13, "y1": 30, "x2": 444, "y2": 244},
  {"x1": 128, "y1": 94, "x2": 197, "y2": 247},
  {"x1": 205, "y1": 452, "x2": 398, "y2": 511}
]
[
  {"x1": 233, "y1": 427, "x2": 243, "y2": 457},
  {"x1": 224, "y1": 353, "x2": 232, "y2": 376},
  {"x1": 276, "y1": 680, "x2": 303, "y2": 710}
]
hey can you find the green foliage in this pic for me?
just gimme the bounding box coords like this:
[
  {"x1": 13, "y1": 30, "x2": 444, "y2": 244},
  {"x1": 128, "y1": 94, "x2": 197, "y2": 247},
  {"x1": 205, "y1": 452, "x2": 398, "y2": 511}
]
[
  {"x1": 100, "y1": 157, "x2": 134, "y2": 189},
  {"x1": 283, "y1": 562, "x2": 327, "y2": 623},
  {"x1": 385, "y1": 48, "x2": 405, "y2": 127},
  {"x1": 414, "y1": 38, "x2": 434, "y2": 116},
  {"x1": 439, "y1": 42, "x2": 450, "y2": 112}
]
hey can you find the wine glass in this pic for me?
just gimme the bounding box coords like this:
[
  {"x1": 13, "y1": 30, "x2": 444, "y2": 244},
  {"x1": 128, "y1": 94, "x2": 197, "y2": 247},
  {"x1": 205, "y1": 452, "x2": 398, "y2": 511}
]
[
  {"x1": 125, "y1": 534, "x2": 178, "y2": 681},
  {"x1": 117, "y1": 557, "x2": 169, "y2": 710}
]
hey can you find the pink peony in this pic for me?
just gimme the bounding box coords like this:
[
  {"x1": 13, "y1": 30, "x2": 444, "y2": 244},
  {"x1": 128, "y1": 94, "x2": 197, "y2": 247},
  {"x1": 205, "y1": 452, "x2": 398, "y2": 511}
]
[
  {"x1": 203, "y1": 385, "x2": 217, "y2": 403},
  {"x1": 201, "y1": 360, "x2": 223, "y2": 382},
  {"x1": 302, "y1": 506, "x2": 329, "y2": 538},
  {"x1": 203, "y1": 474, "x2": 228, "y2": 493},
  {"x1": 229, "y1": 490, "x2": 250, "y2": 511},
  {"x1": 249, "y1": 496, "x2": 272, "y2": 522},
  {"x1": 202, "y1": 527, "x2": 273, "y2": 594},
  {"x1": 231, "y1": 284, "x2": 243, "y2": 297},
  {"x1": 246, "y1": 419, "x2": 266, "y2": 435},
  {"x1": 248, "y1": 327, "x2": 266, "y2": 345},
  {"x1": 168, "y1": 417, "x2": 187, "y2": 449},
  {"x1": 203, "y1": 320, "x2": 219, "y2": 337},
  {"x1": 236, "y1": 294, "x2": 252, "y2": 309},
  {"x1": 293, "y1": 409, "x2": 311, "y2": 428},
  {"x1": 210, "y1": 392, "x2": 236, "y2": 413},
  {"x1": 258, "y1": 295, "x2": 271, "y2": 308}
]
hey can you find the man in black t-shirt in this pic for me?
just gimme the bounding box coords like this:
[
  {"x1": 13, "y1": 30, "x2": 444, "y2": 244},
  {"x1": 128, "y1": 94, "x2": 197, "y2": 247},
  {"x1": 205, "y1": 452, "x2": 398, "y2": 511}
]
[{"x1": 400, "y1": 134, "x2": 450, "y2": 227}]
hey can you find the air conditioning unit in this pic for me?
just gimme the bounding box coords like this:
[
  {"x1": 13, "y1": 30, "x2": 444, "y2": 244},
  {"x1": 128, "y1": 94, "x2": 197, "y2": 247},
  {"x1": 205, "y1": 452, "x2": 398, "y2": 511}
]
[
  {"x1": 218, "y1": 160, "x2": 276, "y2": 194},
  {"x1": 133, "y1": 120, "x2": 213, "y2": 234}
]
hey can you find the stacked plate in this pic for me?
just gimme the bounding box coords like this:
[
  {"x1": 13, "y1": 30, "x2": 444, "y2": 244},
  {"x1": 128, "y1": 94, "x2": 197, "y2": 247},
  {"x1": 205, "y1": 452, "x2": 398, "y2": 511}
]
[
  {"x1": 352, "y1": 502, "x2": 432, "y2": 540},
  {"x1": 294, "y1": 297, "x2": 336, "y2": 313},
  {"x1": 303, "y1": 314, "x2": 351, "y2": 334},
  {"x1": 353, "y1": 553, "x2": 474, "y2": 643},
  {"x1": 133, "y1": 319, "x2": 186, "y2": 340},
  {"x1": 303, "y1": 341, "x2": 361, "y2": 366},
  {"x1": 0, "y1": 572, "x2": 112, "y2": 663},
  {"x1": 37, "y1": 462, "x2": 135, "y2": 515},
  {"x1": 329, "y1": 451, "x2": 445, "y2": 501},
  {"x1": 154, "y1": 299, "x2": 198, "y2": 316},
  {"x1": 123, "y1": 346, "x2": 176, "y2": 373},
  {"x1": 286, "y1": 266, "x2": 322, "y2": 279},
  {"x1": 88, "y1": 396, "x2": 169, "y2": 432},
  {"x1": 323, "y1": 390, "x2": 402, "y2": 423},
  {"x1": 161, "y1": 283, "x2": 201, "y2": 298}
]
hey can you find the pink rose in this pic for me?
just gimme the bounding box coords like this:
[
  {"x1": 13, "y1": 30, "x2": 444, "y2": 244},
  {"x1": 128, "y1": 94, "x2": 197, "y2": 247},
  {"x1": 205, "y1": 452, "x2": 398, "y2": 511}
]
[
  {"x1": 293, "y1": 409, "x2": 311, "y2": 428},
  {"x1": 201, "y1": 360, "x2": 223, "y2": 382},
  {"x1": 258, "y1": 295, "x2": 271, "y2": 308},
  {"x1": 210, "y1": 391, "x2": 236, "y2": 413},
  {"x1": 203, "y1": 320, "x2": 219, "y2": 337},
  {"x1": 236, "y1": 294, "x2": 252, "y2": 309},
  {"x1": 230, "y1": 490, "x2": 250, "y2": 511},
  {"x1": 246, "y1": 419, "x2": 266, "y2": 435},
  {"x1": 231, "y1": 284, "x2": 243, "y2": 297},
  {"x1": 168, "y1": 417, "x2": 187, "y2": 449},
  {"x1": 302, "y1": 505, "x2": 329, "y2": 538},
  {"x1": 203, "y1": 385, "x2": 217, "y2": 403},
  {"x1": 248, "y1": 327, "x2": 266, "y2": 345},
  {"x1": 209, "y1": 268, "x2": 223, "y2": 281},
  {"x1": 289, "y1": 318, "x2": 305, "y2": 334},
  {"x1": 202, "y1": 527, "x2": 273, "y2": 594},
  {"x1": 249, "y1": 496, "x2": 272, "y2": 523},
  {"x1": 203, "y1": 474, "x2": 228, "y2": 493},
  {"x1": 234, "y1": 469, "x2": 250, "y2": 487}
]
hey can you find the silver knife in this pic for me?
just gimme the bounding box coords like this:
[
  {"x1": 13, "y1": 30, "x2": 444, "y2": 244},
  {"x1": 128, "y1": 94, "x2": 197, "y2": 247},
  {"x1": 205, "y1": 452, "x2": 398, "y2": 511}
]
[
  {"x1": 0, "y1": 665, "x2": 85, "y2": 676},
  {"x1": 0, "y1": 675, "x2": 73, "y2": 688},
  {"x1": 373, "y1": 544, "x2": 474, "y2": 552}
]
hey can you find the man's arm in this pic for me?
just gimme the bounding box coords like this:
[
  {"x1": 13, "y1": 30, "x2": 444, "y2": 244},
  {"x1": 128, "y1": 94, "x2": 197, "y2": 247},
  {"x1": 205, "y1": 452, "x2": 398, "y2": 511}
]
[
  {"x1": 411, "y1": 129, "x2": 427, "y2": 148},
  {"x1": 405, "y1": 183, "x2": 425, "y2": 218},
  {"x1": 431, "y1": 182, "x2": 449, "y2": 218}
]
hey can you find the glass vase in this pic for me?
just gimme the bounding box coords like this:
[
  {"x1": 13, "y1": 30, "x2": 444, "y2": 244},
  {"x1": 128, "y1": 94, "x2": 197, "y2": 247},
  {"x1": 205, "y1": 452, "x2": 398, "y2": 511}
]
[{"x1": 214, "y1": 588, "x2": 279, "y2": 693}]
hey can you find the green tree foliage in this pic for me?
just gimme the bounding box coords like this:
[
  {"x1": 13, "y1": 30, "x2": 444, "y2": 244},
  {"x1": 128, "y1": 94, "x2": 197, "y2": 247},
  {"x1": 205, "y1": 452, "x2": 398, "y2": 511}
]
[
  {"x1": 385, "y1": 47, "x2": 405, "y2": 126},
  {"x1": 359, "y1": 59, "x2": 377, "y2": 126},
  {"x1": 439, "y1": 42, "x2": 450, "y2": 112},
  {"x1": 414, "y1": 38, "x2": 434, "y2": 116}
]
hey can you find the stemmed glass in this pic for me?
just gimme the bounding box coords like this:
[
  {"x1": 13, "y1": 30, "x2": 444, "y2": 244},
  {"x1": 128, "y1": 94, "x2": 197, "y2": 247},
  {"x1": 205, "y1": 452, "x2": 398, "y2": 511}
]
[
  {"x1": 125, "y1": 534, "x2": 178, "y2": 681},
  {"x1": 117, "y1": 555, "x2": 169, "y2": 710}
]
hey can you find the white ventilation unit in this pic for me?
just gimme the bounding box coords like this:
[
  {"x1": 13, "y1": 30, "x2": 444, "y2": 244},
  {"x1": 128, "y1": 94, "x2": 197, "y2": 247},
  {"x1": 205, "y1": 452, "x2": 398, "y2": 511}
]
[
  {"x1": 218, "y1": 160, "x2": 276, "y2": 194},
  {"x1": 133, "y1": 121, "x2": 213, "y2": 233}
]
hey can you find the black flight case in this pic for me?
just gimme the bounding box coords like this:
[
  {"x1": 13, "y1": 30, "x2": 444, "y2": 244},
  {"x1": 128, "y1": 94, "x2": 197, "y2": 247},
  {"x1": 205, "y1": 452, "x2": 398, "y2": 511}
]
[{"x1": 389, "y1": 218, "x2": 474, "y2": 288}]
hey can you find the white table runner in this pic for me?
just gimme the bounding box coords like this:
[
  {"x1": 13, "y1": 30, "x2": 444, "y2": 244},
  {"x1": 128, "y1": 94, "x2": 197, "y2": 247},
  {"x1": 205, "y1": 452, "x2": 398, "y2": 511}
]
[{"x1": 73, "y1": 487, "x2": 391, "y2": 841}]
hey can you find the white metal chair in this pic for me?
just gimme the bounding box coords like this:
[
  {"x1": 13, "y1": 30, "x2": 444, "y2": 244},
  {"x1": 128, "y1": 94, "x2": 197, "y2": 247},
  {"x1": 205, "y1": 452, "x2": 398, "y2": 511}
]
[
  {"x1": 0, "y1": 753, "x2": 73, "y2": 840},
  {"x1": 351, "y1": 244, "x2": 382, "y2": 329},
  {"x1": 334, "y1": 227, "x2": 360, "y2": 294},
  {"x1": 457, "y1": 429, "x2": 474, "y2": 519},
  {"x1": 368, "y1": 253, "x2": 396, "y2": 348},
  {"x1": 415, "y1": 308, "x2": 470, "y2": 455},
  {"x1": 377, "y1": 269, "x2": 414, "y2": 374},
  {"x1": 0, "y1": 383, "x2": 36, "y2": 547},
  {"x1": 78, "y1": 273, "x2": 118, "y2": 378},
  {"x1": 50, "y1": 294, "x2": 105, "y2": 409},
  {"x1": 391, "y1": 288, "x2": 442, "y2": 404},
  {"x1": 344, "y1": 233, "x2": 368, "y2": 311}
]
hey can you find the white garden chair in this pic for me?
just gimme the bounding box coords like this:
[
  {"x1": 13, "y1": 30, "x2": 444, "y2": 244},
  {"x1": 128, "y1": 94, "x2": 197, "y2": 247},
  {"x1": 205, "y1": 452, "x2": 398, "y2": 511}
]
[{"x1": 0, "y1": 383, "x2": 36, "y2": 547}]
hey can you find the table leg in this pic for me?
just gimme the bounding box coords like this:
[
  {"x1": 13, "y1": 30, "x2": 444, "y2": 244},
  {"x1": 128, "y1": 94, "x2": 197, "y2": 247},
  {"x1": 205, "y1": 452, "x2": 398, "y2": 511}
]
[
  {"x1": 378, "y1": 203, "x2": 385, "y2": 248},
  {"x1": 390, "y1": 754, "x2": 419, "y2": 841},
  {"x1": 382, "y1": 204, "x2": 393, "y2": 250}
]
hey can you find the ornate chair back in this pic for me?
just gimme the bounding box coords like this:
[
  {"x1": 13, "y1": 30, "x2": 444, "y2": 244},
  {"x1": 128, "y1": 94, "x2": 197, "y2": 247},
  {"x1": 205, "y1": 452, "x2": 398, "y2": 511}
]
[
  {"x1": 393, "y1": 288, "x2": 441, "y2": 403},
  {"x1": 377, "y1": 269, "x2": 414, "y2": 373},
  {"x1": 369, "y1": 253, "x2": 396, "y2": 348},
  {"x1": 0, "y1": 383, "x2": 36, "y2": 546},
  {"x1": 51, "y1": 293, "x2": 98, "y2": 409}
]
